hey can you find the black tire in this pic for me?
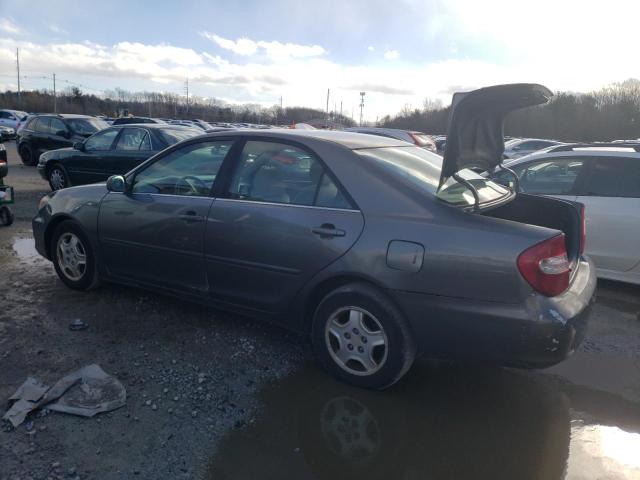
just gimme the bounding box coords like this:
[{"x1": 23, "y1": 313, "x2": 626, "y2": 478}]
[
  {"x1": 311, "y1": 282, "x2": 416, "y2": 390},
  {"x1": 19, "y1": 144, "x2": 36, "y2": 166},
  {"x1": 0, "y1": 206, "x2": 14, "y2": 226},
  {"x1": 51, "y1": 220, "x2": 100, "y2": 291},
  {"x1": 48, "y1": 163, "x2": 71, "y2": 191}
]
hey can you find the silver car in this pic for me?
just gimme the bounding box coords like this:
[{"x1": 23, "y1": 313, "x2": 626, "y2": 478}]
[
  {"x1": 504, "y1": 138, "x2": 563, "y2": 159},
  {"x1": 345, "y1": 127, "x2": 437, "y2": 153},
  {"x1": 32, "y1": 84, "x2": 595, "y2": 389}
]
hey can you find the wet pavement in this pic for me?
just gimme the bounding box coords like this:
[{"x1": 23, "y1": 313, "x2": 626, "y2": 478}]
[{"x1": 1, "y1": 143, "x2": 640, "y2": 479}]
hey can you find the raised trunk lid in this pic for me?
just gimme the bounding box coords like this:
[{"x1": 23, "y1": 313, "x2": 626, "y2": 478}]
[{"x1": 440, "y1": 83, "x2": 553, "y2": 186}]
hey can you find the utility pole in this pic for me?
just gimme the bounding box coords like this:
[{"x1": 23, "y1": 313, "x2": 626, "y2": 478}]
[
  {"x1": 16, "y1": 48, "x2": 21, "y2": 106},
  {"x1": 53, "y1": 73, "x2": 57, "y2": 113},
  {"x1": 326, "y1": 88, "x2": 330, "y2": 127},
  {"x1": 359, "y1": 92, "x2": 366, "y2": 126},
  {"x1": 185, "y1": 78, "x2": 189, "y2": 115},
  {"x1": 340, "y1": 101, "x2": 343, "y2": 119}
]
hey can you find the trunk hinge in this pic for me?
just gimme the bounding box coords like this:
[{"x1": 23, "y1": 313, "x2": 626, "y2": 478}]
[
  {"x1": 452, "y1": 173, "x2": 480, "y2": 212},
  {"x1": 494, "y1": 164, "x2": 520, "y2": 192}
]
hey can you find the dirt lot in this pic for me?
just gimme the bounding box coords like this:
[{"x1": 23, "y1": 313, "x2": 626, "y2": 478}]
[{"x1": 1, "y1": 141, "x2": 640, "y2": 479}]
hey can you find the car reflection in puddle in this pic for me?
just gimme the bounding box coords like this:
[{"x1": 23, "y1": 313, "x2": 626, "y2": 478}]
[
  {"x1": 207, "y1": 363, "x2": 581, "y2": 480},
  {"x1": 207, "y1": 362, "x2": 640, "y2": 479}
]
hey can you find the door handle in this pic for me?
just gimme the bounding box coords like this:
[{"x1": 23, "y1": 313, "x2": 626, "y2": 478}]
[
  {"x1": 312, "y1": 223, "x2": 346, "y2": 238},
  {"x1": 179, "y1": 211, "x2": 205, "y2": 223}
]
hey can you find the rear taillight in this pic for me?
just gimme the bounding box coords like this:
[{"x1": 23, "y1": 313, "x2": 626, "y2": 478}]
[
  {"x1": 408, "y1": 132, "x2": 421, "y2": 146},
  {"x1": 517, "y1": 234, "x2": 570, "y2": 297},
  {"x1": 579, "y1": 204, "x2": 586, "y2": 255}
]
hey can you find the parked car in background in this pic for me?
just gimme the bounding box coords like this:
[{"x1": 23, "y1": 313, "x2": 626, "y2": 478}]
[
  {"x1": 32, "y1": 84, "x2": 595, "y2": 389},
  {"x1": 17, "y1": 114, "x2": 109, "y2": 166},
  {"x1": 0, "y1": 125, "x2": 15, "y2": 141},
  {"x1": 112, "y1": 117, "x2": 166, "y2": 126},
  {"x1": 37, "y1": 124, "x2": 202, "y2": 190},
  {"x1": 434, "y1": 135, "x2": 447, "y2": 153},
  {"x1": 503, "y1": 138, "x2": 563, "y2": 159},
  {"x1": 345, "y1": 127, "x2": 438, "y2": 153},
  {"x1": 0, "y1": 109, "x2": 28, "y2": 130},
  {"x1": 494, "y1": 143, "x2": 640, "y2": 284}
]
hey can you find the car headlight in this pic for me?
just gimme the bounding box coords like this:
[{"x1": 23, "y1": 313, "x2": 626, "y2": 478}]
[{"x1": 38, "y1": 195, "x2": 50, "y2": 210}]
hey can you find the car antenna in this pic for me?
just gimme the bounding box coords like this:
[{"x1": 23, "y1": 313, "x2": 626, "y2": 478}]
[
  {"x1": 452, "y1": 173, "x2": 480, "y2": 211},
  {"x1": 494, "y1": 164, "x2": 520, "y2": 192}
]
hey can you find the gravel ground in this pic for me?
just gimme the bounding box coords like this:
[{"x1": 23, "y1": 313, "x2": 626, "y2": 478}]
[{"x1": 1, "y1": 141, "x2": 640, "y2": 479}]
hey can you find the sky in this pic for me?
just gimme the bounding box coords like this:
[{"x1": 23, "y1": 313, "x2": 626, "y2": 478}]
[{"x1": 1, "y1": 0, "x2": 640, "y2": 120}]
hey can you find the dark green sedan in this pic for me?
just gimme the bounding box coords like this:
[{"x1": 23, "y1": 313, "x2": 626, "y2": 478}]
[{"x1": 37, "y1": 124, "x2": 202, "y2": 190}]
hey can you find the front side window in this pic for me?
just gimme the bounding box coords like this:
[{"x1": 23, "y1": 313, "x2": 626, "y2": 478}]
[
  {"x1": 85, "y1": 129, "x2": 119, "y2": 151},
  {"x1": 132, "y1": 141, "x2": 233, "y2": 196},
  {"x1": 228, "y1": 141, "x2": 352, "y2": 209},
  {"x1": 49, "y1": 118, "x2": 67, "y2": 136},
  {"x1": 583, "y1": 157, "x2": 640, "y2": 198},
  {"x1": 355, "y1": 146, "x2": 509, "y2": 207},
  {"x1": 518, "y1": 158, "x2": 585, "y2": 195},
  {"x1": 116, "y1": 128, "x2": 149, "y2": 151}
]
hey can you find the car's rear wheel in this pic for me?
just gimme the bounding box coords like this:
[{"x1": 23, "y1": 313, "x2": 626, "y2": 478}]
[
  {"x1": 19, "y1": 144, "x2": 35, "y2": 166},
  {"x1": 48, "y1": 164, "x2": 70, "y2": 191},
  {"x1": 312, "y1": 282, "x2": 416, "y2": 389},
  {"x1": 51, "y1": 221, "x2": 99, "y2": 290}
]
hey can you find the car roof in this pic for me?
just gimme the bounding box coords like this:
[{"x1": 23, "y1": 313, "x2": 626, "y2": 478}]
[
  {"x1": 505, "y1": 145, "x2": 640, "y2": 166},
  {"x1": 107, "y1": 123, "x2": 187, "y2": 130},
  {"x1": 203, "y1": 129, "x2": 410, "y2": 149},
  {"x1": 34, "y1": 114, "x2": 96, "y2": 119}
]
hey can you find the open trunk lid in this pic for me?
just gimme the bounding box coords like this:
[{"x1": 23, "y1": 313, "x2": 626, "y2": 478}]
[{"x1": 440, "y1": 83, "x2": 553, "y2": 187}]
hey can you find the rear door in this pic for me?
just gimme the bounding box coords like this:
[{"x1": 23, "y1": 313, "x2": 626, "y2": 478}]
[
  {"x1": 574, "y1": 156, "x2": 640, "y2": 272},
  {"x1": 30, "y1": 117, "x2": 51, "y2": 158},
  {"x1": 205, "y1": 139, "x2": 364, "y2": 312},
  {"x1": 109, "y1": 127, "x2": 157, "y2": 175},
  {"x1": 47, "y1": 117, "x2": 73, "y2": 151}
]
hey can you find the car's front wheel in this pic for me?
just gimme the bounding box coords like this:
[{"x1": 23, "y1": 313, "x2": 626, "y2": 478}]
[
  {"x1": 312, "y1": 282, "x2": 416, "y2": 389},
  {"x1": 48, "y1": 164, "x2": 70, "y2": 191},
  {"x1": 51, "y1": 221, "x2": 99, "y2": 290}
]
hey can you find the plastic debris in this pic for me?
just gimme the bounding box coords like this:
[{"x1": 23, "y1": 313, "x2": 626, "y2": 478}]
[{"x1": 3, "y1": 364, "x2": 126, "y2": 428}]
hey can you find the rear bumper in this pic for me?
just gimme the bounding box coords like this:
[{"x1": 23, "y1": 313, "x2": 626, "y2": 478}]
[
  {"x1": 392, "y1": 256, "x2": 597, "y2": 368},
  {"x1": 37, "y1": 164, "x2": 48, "y2": 180}
]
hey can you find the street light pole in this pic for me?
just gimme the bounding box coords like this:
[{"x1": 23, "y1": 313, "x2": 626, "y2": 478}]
[
  {"x1": 359, "y1": 92, "x2": 366, "y2": 126},
  {"x1": 53, "y1": 73, "x2": 57, "y2": 113}
]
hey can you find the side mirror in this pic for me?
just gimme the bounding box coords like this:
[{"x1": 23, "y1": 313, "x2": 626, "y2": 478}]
[
  {"x1": 73, "y1": 142, "x2": 85, "y2": 151},
  {"x1": 106, "y1": 175, "x2": 126, "y2": 193}
]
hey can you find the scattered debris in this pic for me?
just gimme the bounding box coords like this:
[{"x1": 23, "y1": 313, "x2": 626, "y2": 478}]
[
  {"x1": 68, "y1": 319, "x2": 89, "y2": 331},
  {"x1": 3, "y1": 364, "x2": 126, "y2": 428}
]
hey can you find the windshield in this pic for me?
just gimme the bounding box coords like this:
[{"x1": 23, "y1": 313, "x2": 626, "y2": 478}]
[
  {"x1": 355, "y1": 146, "x2": 510, "y2": 207},
  {"x1": 68, "y1": 118, "x2": 109, "y2": 135},
  {"x1": 159, "y1": 127, "x2": 202, "y2": 145}
]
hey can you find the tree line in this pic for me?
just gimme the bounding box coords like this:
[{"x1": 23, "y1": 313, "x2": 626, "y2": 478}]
[
  {"x1": 0, "y1": 86, "x2": 355, "y2": 127},
  {"x1": 381, "y1": 79, "x2": 640, "y2": 141}
]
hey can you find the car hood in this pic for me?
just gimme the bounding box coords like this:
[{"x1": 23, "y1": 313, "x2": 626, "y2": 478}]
[{"x1": 440, "y1": 83, "x2": 552, "y2": 186}]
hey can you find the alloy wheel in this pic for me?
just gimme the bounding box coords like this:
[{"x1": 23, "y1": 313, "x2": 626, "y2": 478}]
[
  {"x1": 50, "y1": 168, "x2": 66, "y2": 190},
  {"x1": 56, "y1": 232, "x2": 87, "y2": 281},
  {"x1": 325, "y1": 307, "x2": 388, "y2": 376}
]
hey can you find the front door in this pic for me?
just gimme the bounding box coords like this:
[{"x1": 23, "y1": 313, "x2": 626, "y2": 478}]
[
  {"x1": 98, "y1": 139, "x2": 235, "y2": 293},
  {"x1": 205, "y1": 139, "x2": 364, "y2": 312},
  {"x1": 64, "y1": 128, "x2": 120, "y2": 185}
]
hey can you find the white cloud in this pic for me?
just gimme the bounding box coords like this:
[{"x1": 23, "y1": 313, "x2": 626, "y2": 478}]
[
  {"x1": 0, "y1": 18, "x2": 24, "y2": 35},
  {"x1": 383, "y1": 49, "x2": 399, "y2": 60},
  {"x1": 48, "y1": 24, "x2": 68, "y2": 35},
  {"x1": 201, "y1": 32, "x2": 325, "y2": 61},
  {"x1": 367, "y1": 46, "x2": 375, "y2": 52}
]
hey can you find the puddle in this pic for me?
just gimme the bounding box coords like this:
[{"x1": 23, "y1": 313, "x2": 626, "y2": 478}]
[
  {"x1": 12, "y1": 237, "x2": 45, "y2": 265},
  {"x1": 206, "y1": 363, "x2": 640, "y2": 480}
]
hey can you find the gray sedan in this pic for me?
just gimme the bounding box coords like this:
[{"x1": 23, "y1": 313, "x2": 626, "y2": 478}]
[{"x1": 32, "y1": 84, "x2": 596, "y2": 389}]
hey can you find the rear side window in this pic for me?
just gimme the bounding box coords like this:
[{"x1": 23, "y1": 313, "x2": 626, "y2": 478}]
[
  {"x1": 228, "y1": 141, "x2": 353, "y2": 209},
  {"x1": 116, "y1": 128, "x2": 149, "y2": 151},
  {"x1": 355, "y1": 146, "x2": 509, "y2": 207},
  {"x1": 85, "y1": 129, "x2": 119, "y2": 151},
  {"x1": 582, "y1": 157, "x2": 640, "y2": 198},
  {"x1": 517, "y1": 158, "x2": 585, "y2": 195}
]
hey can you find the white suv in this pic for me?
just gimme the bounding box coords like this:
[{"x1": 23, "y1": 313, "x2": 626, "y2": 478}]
[
  {"x1": 0, "y1": 109, "x2": 28, "y2": 130},
  {"x1": 496, "y1": 143, "x2": 640, "y2": 284}
]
